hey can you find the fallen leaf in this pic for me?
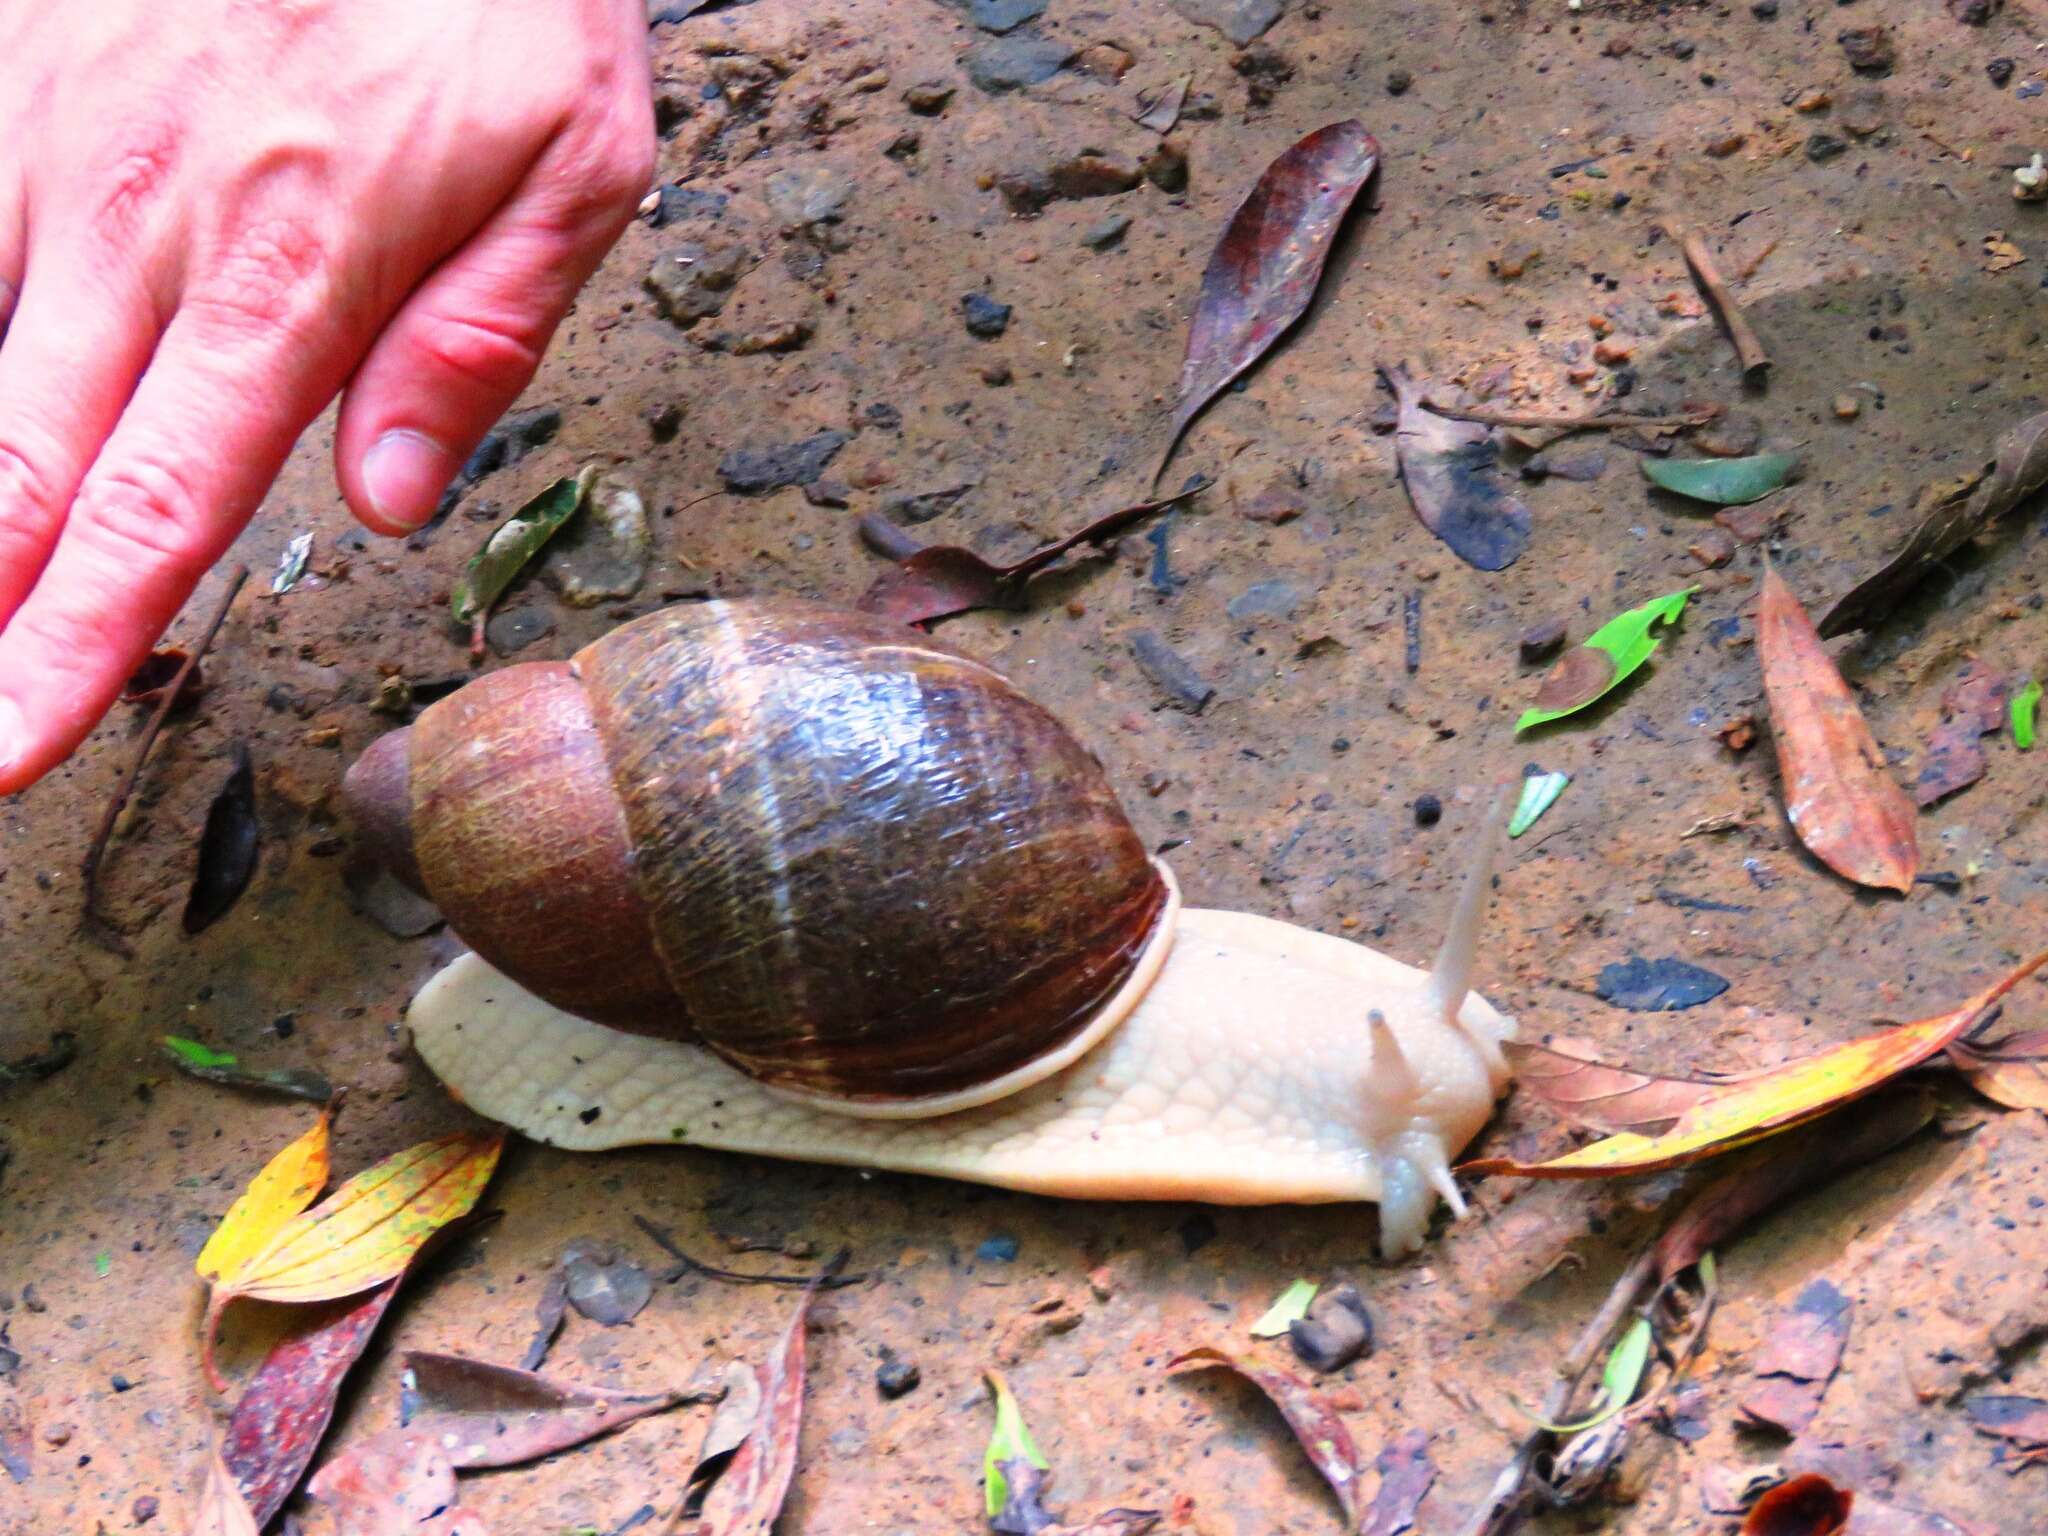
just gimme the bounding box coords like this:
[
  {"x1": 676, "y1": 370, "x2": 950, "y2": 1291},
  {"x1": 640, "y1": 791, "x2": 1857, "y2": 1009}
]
[
  {"x1": 163, "y1": 1036, "x2": 334, "y2": 1103},
  {"x1": 857, "y1": 485, "x2": 1202, "y2": 627},
  {"x1": 1463, "y1": 947, "x2": 2048, "y2": 1178},
  {"x1": 122, "y1": 645, "x2": 205, "y2": 708},
  {"x1": 198, "y1": 1107, "x2": 334, "y2": 1284},
  {"x1": 682, "y1": 1361, "x2": 761, "y2": 1518},
  {"x1": 1504, "y1": 1036, "x2": 1729, "y2": 1136},
  {"x1": 1915, "y1": 664, "x2": 2013, "y2": 807},
  {"x1": 1155, "y1": 122, "x2": 1380, "y2": 485},
  {"x1": 1134, "y1": 76, "x2": 1188, "y2": 133},
  {"x1": 1951, "y1": 1027, "x2": 2048, "y2": 1111},
  {"x1": 1516, "y1": 587, "x2": 1695, "y2": 732},
  {"x1": 1360, "y1": 1427, "x2": 1435, "y2": 1536},
  {"x1": 1739, "y1": 1279, "x2": 1851, "y2": 1435},
  {"x1": 1039, "y1": 1513, "x2": 1160, "y2": 1536},
  {"x1": 984, "y1": 1370, "x2": 1052, "y2": 1525},
  {"x1": 1642, "y1": 452, "x2": 1797, "y2": 505},
  {"x1": 1654, "y1": 1087, "x2": 1936, "y2": 1282},
  {"x1": 1964, "y1": 1395, "x2": 2048, "y2": 1465},
  {"x1": 273, "y1": 531, "x2": 315, "y2": 595},
  {"x1": 2013, "y1": 680, "x2": 2041, "y2": 749},
  {"x1": 520, "y1": 1260, "x2": 572, "y2": 1372},
  {"x1": 450, "y1": 468, "x2": 597, "y2": 656},
  {"x1": 192, "y1": 1451, "x2": 261, "y2": 1536},
  {"x1": 1757, "y1": 563, "x2": 1918, "y2": 892},
  {"x1": 993, "y1": 1455, "x2": 1060, "y2": 1536},
  {"x1": 184, "y1": 743, "x2": 261, "y2": 935},
  {"x1": 1508, "y1": 770, "x2": 1569, "y2": 837},
  {"x1": 1383, "y1": 364, "x2": 1532, "y2": 570},
  {"x1": 300, "y1": 1426, "x2": 458, "y2": 1536},
  {"x1": 1519, "y1": 1316, "x2": 1652, "y2": 1433},
  {"x1": 1982, "y1": 232, "x2": 2026, "y2": 272},
  {"x1": 1169, "y1": 1347, "x2": 1368, "y2": 1528},
  {"x1": 1819, "y1": 410, "x2": 2048, "y2": 635},
  {"x1": 399, "y1": 1351, "x2": 703, "y2": 1469},
  {"x1": 202, "y1": 1132, "x2": 503, "y2": 1391},
  {"x1": 1249, "y1": 1279, "x2": 1319, "y2": 1339},
  {"x1": 1596, "y1": 955, "x2": 1730, "y2": 1012},
  {"x1": 1741, "y1": 1472, "x2": 1853, "y2": 1535}
]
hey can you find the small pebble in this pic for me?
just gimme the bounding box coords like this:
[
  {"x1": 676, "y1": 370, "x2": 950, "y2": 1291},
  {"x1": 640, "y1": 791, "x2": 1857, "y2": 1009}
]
[
  {"x1": 904, "y1": 80, "x2": 954, "y2": 114},
  {"x1": 110, "y1": 1373, "x2": 134, "y2": 1393},
  {"x1": 1987, "y1": 57, "x2": 2015, "y2": 87},
  {"x1": 876, "y1": 1358, "x2": 922, "y2": 1398},
  {"x1": 980, "y1": 363, "x2": 1013, "y2": 387},
  {"x1": 43, "y1": 1424, "x2": 71, "y2": 1447},
  {"x1": 1703, "y1": 132, "x2": 1746, "y2": 158},
  {"x1": 1289, "y1": 1284, "x2": 1373, "y2": 1373},
  {"x1": 1519, "y1": 618, "x2": 1568, "y2": 663},
  {"x1": 1386, "y1": 67, "x2": 1412, "y2": 95},
  {"x1": 132, "y1": 1495, "x2": 160, "y2": 1525},
  {"x1": 1805, "y1": 132, "x2": 1848, "y2": 162},
  {"x1": 1414, "y1": 793, "x2": 1443, "y2": 827},
  {"x1": 1081, "y1": 212, "x2": 1133, "y2": 250},
  {"x1": 1833, "y1": 393, "x2": 1861, "y2": 420},
  {"x1": 1751, "y1": 0, "x2": 1778, "y2": 14},
  {"x1": 1688, "y1": 529, "x2": 1737, "y2": 569},
  {"x1": 961, "y1": 292, "x2": 1012, "y2": 339},
  {"x1": 977, "y1": 1235, "x2": 1020, "y2": 1263}
]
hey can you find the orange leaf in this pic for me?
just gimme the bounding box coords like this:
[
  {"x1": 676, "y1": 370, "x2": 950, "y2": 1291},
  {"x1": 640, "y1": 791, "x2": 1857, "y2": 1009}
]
[
  {"x1": 1465, "y1": 948, "x2": 2048, "y2": 1178},
  {"x1": 192, "y1": 1450, "x2": 261, "y2": 1536},
  {"x1": 201, "y1": 1132, "x2": 502, "y2": 1392},
  {"x1": 1757, "y1": 562, "x2": 1917, "y2": 892},
  {"x1": 196, "y1": 1106, "x2": 334, "y2": 1285}
]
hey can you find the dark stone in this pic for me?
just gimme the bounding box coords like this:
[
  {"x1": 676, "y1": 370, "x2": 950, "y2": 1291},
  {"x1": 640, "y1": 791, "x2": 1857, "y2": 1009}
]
[
  {"x1": 717, "y1": 430, "x2": 852, "y2": 494},
  {"x1": 904, "y1": 80, "x2": 956, "y2": 114},
  {"x1": 132, "y1": 1496, "x2": 160, "y2": 1526},
  {"x1": 1750, "y1": 0, "x2": 1778, "y2": 14},
  {"x1": 564, "y1": 1251, "x2": 654, "y2": 1326},
  {"x1": 644, "y1": 242, "x2": 747, "y2": 327},
  {"x1": 1519, "y1": 618, "x2": 1569, "y2": 663},
  {"x1": 1670, "y1": 38, "x2": 1696, "y2": 59},
  {"x1": 1596, "y1": 955, "x2": 1731, "y2": 1012},
  {"x1": 877, "y1": 1358, "x2": 922, "y2": 1398},
  {"x1": 1386, "y1": 67, "x2": 1413, "y2": 95},
  {"x1": 1988, "y1": 56, "x2": 2015, "y2": 86},
  {"x1": 1289, "y1": 1285, "x2": 1373, "y2": 1373},
  {"x1": 111, "y1": 1374, "x2": 134, "y2": 1392},
  {"x1": 1131, "y1": 631, "x2": 1215, "y2": 713},
  {"x1": 1949, "y1": 0, "x2": 1998, "y2": 23},
  {"x1": 962, "y1": 292, "x2": 1013, "y2": 338},
  {"x1": 883, "y1": 484, "x2": 976, "y2": 524},
  {"x1": 645, "y1": 401, "x2": 684, "y2": 444},
  {"x1": 1413, "y1": 793, "x2": 1442, "y2": 827},
  {"x1": 1141, "y1": 140, "x2": 1190, "y2": 193},
  {"x1": 647, "y1": 186, "x2": 729, "y2": 229},
  {"x1": 997, "y1": 169, "x2": 1056, "y2": 214},
  {"x1": 864, "y1": 402, "x2": 904, "y2": 431},
  {"x1": 440, "y1": 405, "x2": 563, "y2": 519},
  {"x1": 1522, "y1": 450, "x2": 1606, "y2": 483},
  {"x1": 1172, "y1": 0, "x2": 1282, "y2": 46},
  {"x1": 884, "y1": 129, "x2": 921, "y2": 159},
  {"x1": 1081, "y1": 212, "x2": 1133, "y2": 249},
  {"x1": 963, "y1": 33, "x2": 1074, "y2": 93},
  {"x1": 976, "y1": 1234, "x2": 1020, "y2": 1262},
  {"x1": 1837, "y1": 25, "x2": 1895, "y2": 73},
  {"x1": 967, "y1": 0, "x2": 1045, "y2": 33},
  {"x1": 1805, "y1": 132, "x2": 1848, "y2": 162}
]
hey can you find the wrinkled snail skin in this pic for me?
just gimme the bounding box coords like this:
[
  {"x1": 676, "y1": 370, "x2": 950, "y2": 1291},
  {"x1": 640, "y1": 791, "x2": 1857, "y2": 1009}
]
[{"x1": 354, "y1": 598, "x2": 1519, "y2": 1257}]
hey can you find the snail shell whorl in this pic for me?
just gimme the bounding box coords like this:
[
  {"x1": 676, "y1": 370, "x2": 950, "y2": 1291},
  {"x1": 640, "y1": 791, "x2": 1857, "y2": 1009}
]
[{"x1": 352, "y1": 599, "x2": 1169, "y2": 1109}]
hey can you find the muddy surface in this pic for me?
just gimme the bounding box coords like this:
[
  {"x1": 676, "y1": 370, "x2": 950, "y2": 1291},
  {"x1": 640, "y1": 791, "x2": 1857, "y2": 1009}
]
[{"x1": 4, "y1": 0, "x2": 2046, "y2": 1530}]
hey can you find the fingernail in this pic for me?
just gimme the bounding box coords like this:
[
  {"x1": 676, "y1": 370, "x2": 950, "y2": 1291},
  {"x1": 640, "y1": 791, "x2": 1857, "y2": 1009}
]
[{"x1": 362, "y1": 429, "x2": 456, "y2": 533}]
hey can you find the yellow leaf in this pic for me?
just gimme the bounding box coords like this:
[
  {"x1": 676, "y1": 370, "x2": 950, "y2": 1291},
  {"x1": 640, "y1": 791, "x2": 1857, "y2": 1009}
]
[
  {"x1": 1466, "y1": 948, "x2": 2048, "y2": 1179},
  {"x1": 196, "y1": 1107, "x2": 334, "y2": 1284},
  {"x1": 201, "y1": 1131, "x2": 502, "y2": 1391},
  {"x1": 192, "y1": 1450, "x2": 260, "y2": 1536}
]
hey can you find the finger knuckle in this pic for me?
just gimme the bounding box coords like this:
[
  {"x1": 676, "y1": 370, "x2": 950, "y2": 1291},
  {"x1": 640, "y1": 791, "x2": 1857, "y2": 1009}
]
[
  {"x1": 91, "y1": 125, "x2": 182, "y2": 240},
  {"x1": 73, "y1": 458, "x2": 217, "y2": 576},
  {"x1": 0, "y1": 438, "x2": 59, "y2": 516},
  {"x1": 413, "y1": 307, "x2": 547, "y2": 394}
]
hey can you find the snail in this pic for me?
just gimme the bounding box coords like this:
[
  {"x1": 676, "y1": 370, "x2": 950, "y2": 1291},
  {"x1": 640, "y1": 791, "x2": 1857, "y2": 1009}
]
[{"x1": 346, "y1": 599, "x2": 1517, "y2": 1255}]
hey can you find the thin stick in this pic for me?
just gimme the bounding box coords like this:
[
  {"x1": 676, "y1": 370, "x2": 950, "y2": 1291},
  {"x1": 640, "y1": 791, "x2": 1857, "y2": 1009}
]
[
  {"x1": 1672, "y1": 226, "x2": 1771, "y2": 387},
  {"x1": 1453, "y1": 1241, "x2": 1660, "y2": 1536},
  {"x1": 633, "y1": 1214, "x2": 865, "y2": 1289},
  {"x1": 1420, "y1": 400, "x2": 1719, "y2": 433},
  {"x1": 80, "y1": 564, "x2": 251, "y2": 952}
]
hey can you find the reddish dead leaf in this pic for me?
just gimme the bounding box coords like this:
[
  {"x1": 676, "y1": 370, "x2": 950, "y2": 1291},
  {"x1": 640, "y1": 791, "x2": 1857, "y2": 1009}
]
[
  {"x1": 1964, "y1": 1396, "x2": 2048, "y2": 1467},
  {"x1": 1757, "y1": 563, "x2": 1918, "y2": 892},
  {"x1": 857, "y1": 486, "x2": 1201, "y2": 627},
  {"x1": 1950, "y1": 1028, "x2": 2048, "y2": 1111},
  {"x1": 1154, "y1": 121, "x2": 1380, "y2": 485},
  {"x1": 192, "y1": 1451, "x2": 261, "y2": 1536},
  {"x1": 1741, "y1": 1472, "x2": 1854, "y2": 1536},
  {"x1": 1382, "y1": 363, "x2": 1533, "y2": 571},
  {"x1": 399, "y1": 1350, "x2": 704, "y2": 1469},
  {"x1": 1738, "y1": 1279, "x2": 1851, "y2": 1436},
  {"x1": 299, "y1": 1427, "x2": 458, "y2": 1536},
  {"x1": 1360, "y1": 1427, "x2": 1435, "y2": 1536},
  {"x1": 1169, "y1": 1347, "x2": 1368, "y2": 1528},
  {"x1": 681, "y1": 1258, "x2": 836, "y2": 1535},
  {"x1": 1654, "y1": 1087, "x2": 1936, "y2": 1283},
  {"x1": 1505, "y1": 1035, "x2": 1727, "y2": 1136},
  {"x1": 1914, "y1": 663, "x2": 2014, "y2": 807}
]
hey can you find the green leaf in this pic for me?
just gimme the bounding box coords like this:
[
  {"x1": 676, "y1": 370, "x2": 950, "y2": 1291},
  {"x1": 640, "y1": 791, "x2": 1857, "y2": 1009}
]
[
  {"x1": 450, "y1": 467, "x2": 597, "y2": 654},
  {"x1": 1517, "y1": 1315, "x2": 1653, "y2": 1433},
  {"x1": 982, "y1": 1370, "x2": 1050, "y2": 1519},
  {"x1": 94, "y1": 1252, "x2": 112, "y2": 1278},
  {"x1": 1516, "y1": 587, "x2": 1696, "y2": 733},
  {"x1": 2014, "y1": 680, "x2": 2041, "y2": 750},
  {"x1": 1698, "y1": 1251, "x2": 1718, "y2": 1290},
  {"x1": 1249, "y1": 1278, "x2": 1319, "y2": 1338},
  {"x1": 165, "y1": 1036, "x2": 238, "y2": 1070},
  {"x1": 1508, "y1": 771, "x2": 1570, "y2": 838},
  {"x1": 1641, "y1": 452, "x2": 1797, "y2": 505}
]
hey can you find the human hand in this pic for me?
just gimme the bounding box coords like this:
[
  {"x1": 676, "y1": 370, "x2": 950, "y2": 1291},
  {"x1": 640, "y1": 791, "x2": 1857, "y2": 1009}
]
[{"x1": 0, "y1": 0, "x2": 654, "y2": 792}]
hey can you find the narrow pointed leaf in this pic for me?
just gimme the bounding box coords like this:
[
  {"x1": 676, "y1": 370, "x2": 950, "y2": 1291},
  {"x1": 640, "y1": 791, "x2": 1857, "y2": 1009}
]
[
  {"x1": 163, "y1": 1036, "x2": 334, "y2": 1103},
  {"x1": 193, "y1": 1451, "x2": 262, "y2": 1536},
  {"x1": 1508, "y1": 771, "x2": 1570, "y2": 837},
  {"x1": 1757, "y1": 564, "x2": 1918, "y2": 892},
  {"x1": 198, "y1": 1107, "x2": 334, "y2": 1284},
  {"x1": 984, "y1": 1370, "x2": 1051, "y2": 1520},
  {"x1": 451, "y1": 468, "x2": 597, "y2": 653},
  {"x1": 399, "y1": 1351, "x2": 703, "y2": 1469},
  {"x1": 1465, "y1": 948, "x2": 2048, "y2": 1177},
  {"x1": 1641, "y1": 452, "x2": 1797, "y2": 505},
  {"x1": 1383, "y1": 365, "x2": 1532, "y2": 570},
  {"x1": 184, "y1": 742, "x2": 260, "y2": 934},
  {"x1": 202, "y1": 1132, "x2": 502, "y2": 1390},
  {"x1": 1516, "y1": 587, "x2": 1695, "y2": 732},
  {"x1": 1249, "y1": 1279, "x2": 1319, "y2": 1339},
  {"x1": 1517, "y1": 1316, "x2": 1651, "y2": 1433},
  {"x1": 2013, "y1": 679, "x2": 2041, "y2": 749},
  {"x1": 1503, "y1": 1037, "x2": 1727, "y2": 1135},
  {"x1": 1154, "y1": 122, "x2": 1380, "y2": 485},
  {"x1": 1168, "y1": 1348, "x2": 1368, "y2": 1528}
]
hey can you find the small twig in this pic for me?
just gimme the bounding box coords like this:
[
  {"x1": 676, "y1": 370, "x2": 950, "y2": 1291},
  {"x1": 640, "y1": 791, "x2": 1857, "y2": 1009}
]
[
  {"x1": 1419, "y1": 400, "x2": 1719, "y2": 433},
  {"x1": 1454, "y1": 1241, "x2": 1660, "y2": 1536},
  {"x1": 80, "y1": 564, "x2": 251, "y2": 953},
  {"x1": 1671, "y1": 225, "x2": 1771, "y2": 387},
  {"x1": 634, "y1": 1215, "x2": 864, "y2": 1289}
]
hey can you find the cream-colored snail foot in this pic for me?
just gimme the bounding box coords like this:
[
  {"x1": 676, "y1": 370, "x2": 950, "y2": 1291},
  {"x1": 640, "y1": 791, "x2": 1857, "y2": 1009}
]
[{"x1": 408, "y1": 907, "x2": 1515, "y2": 1257}]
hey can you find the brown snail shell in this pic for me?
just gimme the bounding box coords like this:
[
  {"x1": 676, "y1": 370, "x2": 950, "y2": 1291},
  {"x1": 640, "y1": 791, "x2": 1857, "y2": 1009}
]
[{"x1": 345, "y1": 599, "x2": 1169, "y2": 1110}]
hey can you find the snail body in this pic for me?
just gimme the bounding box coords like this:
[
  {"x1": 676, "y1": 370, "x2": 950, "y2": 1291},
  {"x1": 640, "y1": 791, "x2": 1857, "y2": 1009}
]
[{"x1": 349, "y1": 599, "x2": 1515, "y2": 1255}]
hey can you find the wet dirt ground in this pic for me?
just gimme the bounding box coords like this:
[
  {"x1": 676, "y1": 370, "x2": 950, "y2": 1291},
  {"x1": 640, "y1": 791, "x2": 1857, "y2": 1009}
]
[{"x1": 5, "y1": 0, "x2": 2048, "y2": 1531}]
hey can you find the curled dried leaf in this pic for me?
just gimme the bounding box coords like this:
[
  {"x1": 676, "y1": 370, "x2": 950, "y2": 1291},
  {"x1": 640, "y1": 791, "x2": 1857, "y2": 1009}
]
[{"x1": 1168, "y1": 1348, "x2": 1368, "y2": 1528}]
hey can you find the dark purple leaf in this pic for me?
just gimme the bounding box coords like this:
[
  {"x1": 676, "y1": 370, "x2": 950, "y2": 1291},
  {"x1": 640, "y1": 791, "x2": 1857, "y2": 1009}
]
[
  {"x1": 398, "y1": 1351, "x2": 701, "y2": 1469},
  {"x1": 1154, "y1": 121, "x2": 1380, "y2": 485},
  {"x1": 184, "y1": 742, "x2": 260, "y2": 935},
  {"x1": 1169, "y1": 1347, "x2": 1368, "y2": 1527},
  {"x1": 1914, "y1": 663, "x2": 2014, "y2": 807},
  {"x1": 1382, "y1": 364, "x2": 1532, "y2": 570}
]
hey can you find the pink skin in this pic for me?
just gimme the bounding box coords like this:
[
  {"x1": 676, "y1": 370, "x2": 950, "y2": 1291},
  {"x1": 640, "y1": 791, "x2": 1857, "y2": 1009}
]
[{"x1": 0, "y1": 0, "x2": 655, "y2": 792}]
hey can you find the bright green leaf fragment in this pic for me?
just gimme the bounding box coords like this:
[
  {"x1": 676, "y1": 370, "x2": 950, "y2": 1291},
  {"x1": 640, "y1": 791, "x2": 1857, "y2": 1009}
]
[
  {"x1": 1517, "y1": 1314, "x2": 1653, "y2": 1433},
  {"x1": 450, "y1": 466, "x2": 598, "y2": 654},
  {"x1": 1250, "y1": 1278, "x2": 1319, "y2": 1338},
  {"x1": 93, "y1": 1252, "x2": 112, "y2": 1278},
  {"x1": 1516, "y1": 587, "x2": 1696, "y2": 733},
  {"x1": 983, "y1": 1370, "x2": 1050, "y2": 1520},
  {"x1": 1508, "y1": 771, "x2": 1570, "y2": 838},
  {"x1": 2014, "y1": 680, "x2": 2041, "y2": 750},
  {"x1": 1698, "y1": 1251, "x2": 1718, "y2": 1290},
  {"x1": 163, "y1": 1036, "x2": 238, "y2": 1070},
  {"x1": 1641, "y1": 452, "x2": 1797, "y2": 506}
]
